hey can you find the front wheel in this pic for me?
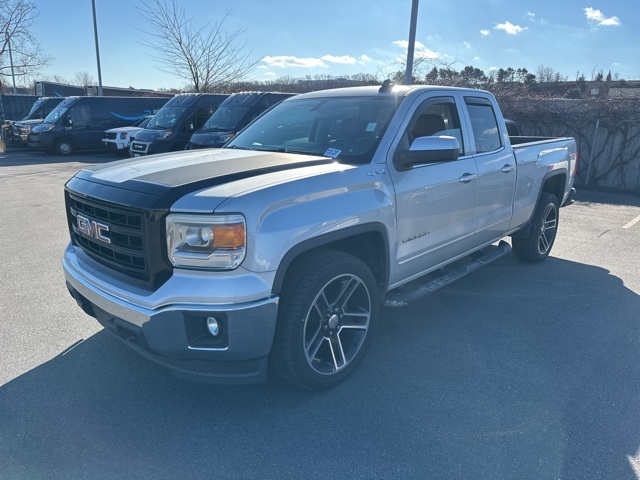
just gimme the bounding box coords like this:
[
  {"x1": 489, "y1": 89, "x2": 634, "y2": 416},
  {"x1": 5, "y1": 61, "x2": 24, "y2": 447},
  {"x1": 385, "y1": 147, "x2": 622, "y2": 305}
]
[
  {"x1": 512, "y1": 192, "x2": 559, "y2": 263},
  {"x1": 271, "y1": 250, "x2": 379, "y2": 390},
  {"x1": 55, "y1": 139, "x2": 73, "y2": 156}
]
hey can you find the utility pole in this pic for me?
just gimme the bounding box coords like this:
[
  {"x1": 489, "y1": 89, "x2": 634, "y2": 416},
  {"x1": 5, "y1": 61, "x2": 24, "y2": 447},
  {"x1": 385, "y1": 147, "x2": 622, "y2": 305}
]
[
  {"x1": 404, "y1": 0, "x2": 419, "y2": 85},
  {"x1": 91, "y1": 0, "x2": 104, "y2": 96}
]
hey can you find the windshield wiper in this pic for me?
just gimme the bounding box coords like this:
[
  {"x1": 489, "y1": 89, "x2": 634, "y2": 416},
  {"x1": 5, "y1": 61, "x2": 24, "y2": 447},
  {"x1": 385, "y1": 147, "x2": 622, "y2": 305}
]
[
  {"x1": 249, "y1": 146, "x2": 319, "y2": 156},
  {"x1": 224, "y1": 145, "x2": 252, "y2": 151}
]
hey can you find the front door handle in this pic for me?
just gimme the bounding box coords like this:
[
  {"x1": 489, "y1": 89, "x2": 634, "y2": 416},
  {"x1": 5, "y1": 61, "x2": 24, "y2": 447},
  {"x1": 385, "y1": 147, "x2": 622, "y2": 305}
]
[
  {"x1": 501, "y1": 164, "x2": 515, "y2": 173},
  {"x1": 459, "y1": 173, "x2": 478, "y2": 183}
]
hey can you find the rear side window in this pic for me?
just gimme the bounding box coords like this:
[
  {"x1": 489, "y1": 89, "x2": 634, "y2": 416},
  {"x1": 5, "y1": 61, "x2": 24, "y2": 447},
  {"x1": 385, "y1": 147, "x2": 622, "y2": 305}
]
[{"x1": 465, "y1": 97, "x2": 502, "y2": 153}]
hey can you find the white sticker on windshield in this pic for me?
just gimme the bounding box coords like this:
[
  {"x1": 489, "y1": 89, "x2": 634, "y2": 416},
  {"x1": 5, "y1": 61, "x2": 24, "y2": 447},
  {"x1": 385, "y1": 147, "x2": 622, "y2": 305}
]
[
  {"x1": 324, "y1": 148, "x2": 341, "y2": 158},
  {"x1": 366, "y1": 122, "x2": 377, "y2": 132}
]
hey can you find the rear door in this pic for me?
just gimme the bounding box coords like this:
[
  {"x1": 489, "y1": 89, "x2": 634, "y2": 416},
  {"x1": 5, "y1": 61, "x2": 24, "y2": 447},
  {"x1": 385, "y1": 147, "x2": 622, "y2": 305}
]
[
  {"x1": 388, "y1": 95, "x2": 479, "y2": 282},
  {"x1": 463, "y1": 96, "x2": 516, "y2": 243}
]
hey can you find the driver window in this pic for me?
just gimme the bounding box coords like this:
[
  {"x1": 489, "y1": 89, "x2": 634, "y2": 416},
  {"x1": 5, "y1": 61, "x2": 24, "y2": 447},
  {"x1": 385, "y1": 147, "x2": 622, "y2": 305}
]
[
  {"x1": 70, "y1": 106, "x2": 90, "y2": 127},
  {"x1": 410, "y1": 102, "x2": 464, "y2": 154}
]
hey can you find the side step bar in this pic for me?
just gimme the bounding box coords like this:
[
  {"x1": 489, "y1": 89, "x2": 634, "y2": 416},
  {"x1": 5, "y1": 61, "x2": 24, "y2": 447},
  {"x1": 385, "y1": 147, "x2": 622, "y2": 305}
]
[{"x1": 384, "y1": 241, "x2": 512, "y2": 308}]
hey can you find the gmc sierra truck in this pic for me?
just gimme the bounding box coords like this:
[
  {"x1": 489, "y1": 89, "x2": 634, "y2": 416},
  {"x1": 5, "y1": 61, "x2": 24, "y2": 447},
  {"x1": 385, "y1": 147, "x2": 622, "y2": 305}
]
[{"x1": 63, "y1": 83, "x2": 577, "y2": 390}]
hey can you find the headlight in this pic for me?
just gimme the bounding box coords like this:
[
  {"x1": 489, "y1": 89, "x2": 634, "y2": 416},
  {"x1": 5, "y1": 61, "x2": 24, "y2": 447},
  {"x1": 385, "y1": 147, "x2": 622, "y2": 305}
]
[
  {"x1": 120, "y1": 132, "x2": 128, "y2": 139},
  {"x1": 166, "y1": 214, "x2": 246, "y2": 269},
  {"x1": 157, "y1": 130, "x2": 172, "y2": 139}
]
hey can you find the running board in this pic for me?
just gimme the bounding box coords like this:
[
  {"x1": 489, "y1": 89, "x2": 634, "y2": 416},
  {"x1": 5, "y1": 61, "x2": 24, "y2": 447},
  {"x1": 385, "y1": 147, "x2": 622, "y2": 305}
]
[{"x1": 383, "y1": 241, "x2": 512, "y2": 308}]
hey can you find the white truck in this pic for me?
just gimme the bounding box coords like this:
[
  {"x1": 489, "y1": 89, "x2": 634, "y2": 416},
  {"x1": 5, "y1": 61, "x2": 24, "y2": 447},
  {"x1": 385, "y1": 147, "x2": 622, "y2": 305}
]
[
  {"x1": 63, "y1": 83, "x2": 577, "y2": 390},
  {"x1": 102, "y1": 115, "x2": 153, "y2": 154}
]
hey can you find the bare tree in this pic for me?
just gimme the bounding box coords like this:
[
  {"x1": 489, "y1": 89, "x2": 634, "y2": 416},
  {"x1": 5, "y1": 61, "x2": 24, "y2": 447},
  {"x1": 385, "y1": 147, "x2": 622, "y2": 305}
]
[
  {"x1": 137, "y1": 0, "x2": 258, "y2": 92},
  {"x1": 0, "y1": 0, "x2": 51, "y2": 85},
  {"x1": 536, "y1": 65, "x2": 560, "y2": 83},
  {"x1": 73, "y1": 71, "x2": 96, "y2": 86}
]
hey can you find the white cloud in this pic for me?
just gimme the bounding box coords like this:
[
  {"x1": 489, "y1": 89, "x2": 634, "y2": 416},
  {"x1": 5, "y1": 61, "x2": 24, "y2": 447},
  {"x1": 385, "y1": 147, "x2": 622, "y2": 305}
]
[
  {"x1": 525, "y1": 11, "x2": 535, "y2": 20},
  {"x1": 392, "y1": 40, "x2": 439, "y2": 60},
  {"x1": 495, "y1": 21, "x2": 526, "y2": 35},
  {"x1": 480, "y1": 29, "x2": 491, "y2": 36},
  {"x1": 321, "y1": 55, "x2": 357, "y2": 64},
  {"x1": 263, "y1": 72, "x2": 276, "y2": 77},
  {"x1": 262, "y1": 55, "x2": 326, "y2": 68},
  {"x1": 359, "y1": 54, "x2": 373, "y2": 64},
  {"x1": 393, "y1": 40, "x2": 426, "y2": 51},
  {"x1": 257, "y1": 65, "x2": 269, "y2": 70},
  {"x1": 489, "y1": 66, "x2": 499, "y2": 71},
  {"x1": 584, "y1": 7, "x2": 620, "y2": 27},
  {"x1": 463, "y1": 41, "x2": 472, "y2": 49},
  {"x1": 473, "y1": 56, "x2": 481, "y2": 61}
]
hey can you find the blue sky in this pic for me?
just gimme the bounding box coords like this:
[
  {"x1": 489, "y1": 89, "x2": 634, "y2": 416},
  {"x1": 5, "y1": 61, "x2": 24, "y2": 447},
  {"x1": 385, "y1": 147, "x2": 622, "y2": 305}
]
[{"x1": 32, "y1": 0, "x2": 637, "y2": 90}]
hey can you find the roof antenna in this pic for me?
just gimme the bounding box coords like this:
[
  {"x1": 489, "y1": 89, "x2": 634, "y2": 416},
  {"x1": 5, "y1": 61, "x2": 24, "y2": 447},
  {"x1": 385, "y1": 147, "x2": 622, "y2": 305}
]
[{"x1": 379, "y1": 79, "x2": 394, "y2": 93}]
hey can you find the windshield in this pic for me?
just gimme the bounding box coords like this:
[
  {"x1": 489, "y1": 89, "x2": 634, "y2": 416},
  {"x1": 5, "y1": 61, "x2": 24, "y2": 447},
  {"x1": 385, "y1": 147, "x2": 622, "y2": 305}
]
[
  {"x1": 43, "y1": 105, "x2": 69, "y2": 124},
  {"x1": 147, "y1": 106, "x2": 188, "y2": 130},
  {"x1": 21, "y1": 99, "x2": 46, "y2": 120},
  {"x1": 201, "y1": 106, "x2": 250, "y2": 132},
  {"x1": 226, "y1": 96, "x2": 401, "y2": 164}
]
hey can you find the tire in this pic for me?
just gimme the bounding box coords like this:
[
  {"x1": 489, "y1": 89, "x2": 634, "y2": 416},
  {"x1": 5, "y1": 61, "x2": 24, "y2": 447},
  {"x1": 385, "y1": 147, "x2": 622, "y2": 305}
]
[
  {"x1": 55, "y1": 139, "x2": 73, "y2": 156},
  {"x1": 271, "y1": 250, "x2": 379, "y2": 390},
  {"x1": 512, "y1": 192, "x2": 560, "y2": 263}
]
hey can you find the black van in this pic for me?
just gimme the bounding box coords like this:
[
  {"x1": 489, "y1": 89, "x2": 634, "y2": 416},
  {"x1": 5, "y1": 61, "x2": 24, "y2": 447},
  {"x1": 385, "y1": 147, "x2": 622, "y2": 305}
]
[
  {"x1": 129, "y1": 93, "x2": 228, "y2": 156},
  {"x1": 28, "y1": 96, "x2": 169, "y2": 155},
  {"x1": 188, "y1": 92, "x2": 295, "y2": 149},
  {"x1": 7, "y1": 97, "x2": 65, "y2": 146}
]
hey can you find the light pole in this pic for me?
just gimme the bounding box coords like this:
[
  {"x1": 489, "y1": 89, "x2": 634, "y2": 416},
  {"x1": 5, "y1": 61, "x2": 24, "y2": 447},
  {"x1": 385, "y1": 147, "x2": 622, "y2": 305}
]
[
  {"x1": 2, "y1": 31, "x2": 17, "y2": 94},
  {"x1": 91, "y1": 0, "x2": 104, "y2": 96},
  {"x1": 405, "y1": 0, "x2": 419, "y2": 86}
]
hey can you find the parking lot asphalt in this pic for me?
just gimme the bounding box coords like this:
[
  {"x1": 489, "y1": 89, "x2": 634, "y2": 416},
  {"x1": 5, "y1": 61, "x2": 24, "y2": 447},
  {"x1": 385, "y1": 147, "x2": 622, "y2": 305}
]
[{"x1": 1, "y1": 149, "x2": 639, "y2": 480}]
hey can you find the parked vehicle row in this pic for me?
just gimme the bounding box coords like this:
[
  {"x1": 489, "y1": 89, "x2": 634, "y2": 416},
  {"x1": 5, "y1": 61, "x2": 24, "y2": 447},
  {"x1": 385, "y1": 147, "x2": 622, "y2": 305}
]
[
  {"x1": 26, "y1": 96, "x2": 168, "y2": 155},
  {"x1": 129, "y1": 91, "x2": 294, "y2": 156}
]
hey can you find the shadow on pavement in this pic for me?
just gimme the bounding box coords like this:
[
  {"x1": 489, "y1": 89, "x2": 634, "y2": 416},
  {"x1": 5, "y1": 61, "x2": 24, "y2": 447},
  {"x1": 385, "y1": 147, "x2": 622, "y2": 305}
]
[
  {"x1": 1, "y1": 256, "x2": 638, "y2": 479},
  {"x1": 0, "y1": 147, "x2": 117, "y2": 167}
]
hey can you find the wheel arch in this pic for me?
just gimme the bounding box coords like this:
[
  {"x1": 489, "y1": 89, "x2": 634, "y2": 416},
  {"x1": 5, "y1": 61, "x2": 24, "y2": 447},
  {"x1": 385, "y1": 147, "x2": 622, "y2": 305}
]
[
  {"x1": 271, "y1": 223, "x2": 390, "y2": 301},
  {"x1": 512, "y1": 170, "x2": 566, "y2": 239},
  {"x1": 541, "y1": 170, "x2": 567, "y2": 204}
]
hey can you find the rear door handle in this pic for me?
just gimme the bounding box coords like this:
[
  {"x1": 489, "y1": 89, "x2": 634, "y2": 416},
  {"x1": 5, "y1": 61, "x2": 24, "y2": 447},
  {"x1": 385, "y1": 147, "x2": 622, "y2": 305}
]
[
  {"x1": 459, "y1": 173, "x2": 478, "y2": 183},
  {"x1": 501, "y1": 164, "x2": 515, "y2": 173}
]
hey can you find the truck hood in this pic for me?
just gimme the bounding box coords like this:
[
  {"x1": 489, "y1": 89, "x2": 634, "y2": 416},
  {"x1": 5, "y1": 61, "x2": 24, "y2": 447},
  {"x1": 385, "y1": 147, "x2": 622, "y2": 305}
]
[
  {"x1": 67, "y1": 148, "x2": 338, "y2": 210},
  {"x1": 104, "y1": 126, "x2": 142, "y2": 134},
  {"x1": 134, "y1": 128, "x2": 170, "y2": 142},
  {"x1": 15, "y1": 119, "x2": 44, "y2": 127},
  {"x1": 190, "y1": 130, "x2": 230, "y2": 147}
]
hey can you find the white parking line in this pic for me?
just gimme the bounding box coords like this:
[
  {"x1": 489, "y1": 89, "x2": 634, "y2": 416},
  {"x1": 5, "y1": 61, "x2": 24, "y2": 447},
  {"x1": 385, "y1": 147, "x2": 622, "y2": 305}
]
[{"x1": 622, "y1": 214, "x2": 640, "y2": 229}]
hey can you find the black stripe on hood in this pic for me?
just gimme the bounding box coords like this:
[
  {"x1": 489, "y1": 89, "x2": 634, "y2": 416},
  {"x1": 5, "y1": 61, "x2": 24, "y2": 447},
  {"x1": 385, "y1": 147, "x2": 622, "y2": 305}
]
[{"x1": 72, "y1": 152, "x2": 336, "y2": 210}]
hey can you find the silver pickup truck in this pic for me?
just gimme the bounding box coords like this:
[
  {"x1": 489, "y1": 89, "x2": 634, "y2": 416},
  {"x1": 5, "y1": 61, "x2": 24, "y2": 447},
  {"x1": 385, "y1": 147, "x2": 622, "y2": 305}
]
[{"x1": 63, "y1": 83, "x2": 577, "y2": 390}]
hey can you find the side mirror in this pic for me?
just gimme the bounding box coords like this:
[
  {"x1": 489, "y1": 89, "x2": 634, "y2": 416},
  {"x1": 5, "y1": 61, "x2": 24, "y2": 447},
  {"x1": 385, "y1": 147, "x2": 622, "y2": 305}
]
[
  {"x1": 64, "y1": 117, "x2": 73, "y2": 127},
  {"x1": 396, "y1": 136, "x2": 460, "y2": 170}
]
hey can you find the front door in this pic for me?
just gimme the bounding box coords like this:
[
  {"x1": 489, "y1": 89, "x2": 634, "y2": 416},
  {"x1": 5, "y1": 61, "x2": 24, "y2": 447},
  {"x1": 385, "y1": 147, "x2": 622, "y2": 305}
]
[{"x1": 388, "y1": 95, "x2": 479, "y2": 284}]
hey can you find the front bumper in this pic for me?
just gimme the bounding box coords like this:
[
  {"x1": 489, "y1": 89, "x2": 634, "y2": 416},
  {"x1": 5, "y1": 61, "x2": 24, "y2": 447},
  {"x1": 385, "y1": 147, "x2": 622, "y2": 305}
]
[
  {"x1": 28, "y1": 131, "x2": 54, "y2": 150},
  {"x1": 63, "y1": 245, "x2": 279, "y2": 384}
]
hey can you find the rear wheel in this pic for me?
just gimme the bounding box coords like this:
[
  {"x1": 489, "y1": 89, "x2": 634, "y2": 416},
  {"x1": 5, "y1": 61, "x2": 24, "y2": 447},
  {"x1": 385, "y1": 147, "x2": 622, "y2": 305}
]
[
  {"x1": 271, "y1": 250, "x2": 378, "y2": 390},
  {"x1": 55, "y1": 139, "x2": 73, "y2": 156},
  {"x1": 512, "y1": 192, "x2": 559, "y2": 263}
]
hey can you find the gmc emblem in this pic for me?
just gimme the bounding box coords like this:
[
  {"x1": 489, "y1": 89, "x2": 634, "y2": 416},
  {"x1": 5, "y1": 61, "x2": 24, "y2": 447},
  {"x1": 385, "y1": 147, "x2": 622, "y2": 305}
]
[{"x1": 77, "y1": 214, "x2": 111, "y2": 244}]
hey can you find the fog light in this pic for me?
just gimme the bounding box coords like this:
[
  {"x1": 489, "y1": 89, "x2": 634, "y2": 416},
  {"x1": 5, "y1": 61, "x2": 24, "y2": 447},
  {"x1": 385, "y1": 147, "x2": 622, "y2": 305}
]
[{"x1": 206, "y1": 317, "x2": 220, "y2": 336}]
